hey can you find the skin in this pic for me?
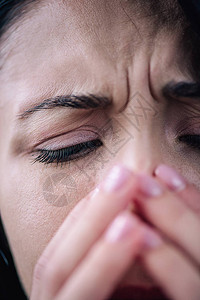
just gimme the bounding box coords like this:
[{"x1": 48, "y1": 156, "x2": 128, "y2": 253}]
[{"x1": 0, "y1": 0, "x2": 199, "y2": 299}]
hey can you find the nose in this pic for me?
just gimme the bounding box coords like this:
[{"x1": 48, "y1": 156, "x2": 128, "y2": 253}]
[
  {"x1": 112, "y1": 93, "x2": 163, "y2": 176},
  {"x1": 105, "y1": 50, "x2": 167, "y2": 177},
  {"x1": 119, "y1": 136, "x2": 162, "y2": 175}
]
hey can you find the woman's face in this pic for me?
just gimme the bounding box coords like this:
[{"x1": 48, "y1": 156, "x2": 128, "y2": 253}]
[{"x1": 0, "y1": 0, "x2": 200, "y2": 297}]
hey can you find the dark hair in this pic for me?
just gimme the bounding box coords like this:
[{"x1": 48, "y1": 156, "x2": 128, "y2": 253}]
[
  {"x1": 0, "y1": 217, "x2": 28, "y2": 299},
  {"x1": 0, "y1": 0, "x2": 34, "y2": 38}
]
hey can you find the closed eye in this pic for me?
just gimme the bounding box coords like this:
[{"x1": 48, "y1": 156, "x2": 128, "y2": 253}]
[
  {"x1": 32, "y1": 139, "x2": 103, "y2": 165},
  {"x1": 179, "y1": 135, "x2": 200, "y2": 150}
]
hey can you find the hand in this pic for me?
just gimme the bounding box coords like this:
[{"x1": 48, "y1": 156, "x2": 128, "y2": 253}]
[
  {"x1": 134, "y1": 164, "x2": 200, "y2": 300},
  {"x1": 30, "y1": 165, "x2": 162, "y2": 300}
]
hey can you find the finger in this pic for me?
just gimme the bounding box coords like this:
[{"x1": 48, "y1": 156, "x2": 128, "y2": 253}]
[
  {"x1": 31, "y1": 188, "x2": 96, "y2": 300},
  {"x1": 34, "y1": 165, "x2": 138, "y2": 299},
  {"x1": 141, "y1": 243, "x2": 200, "y2": 300},
  {"x1": 56, "y1": 212, "x2": 163, "y2": 300},
  {"x1": 154, "y1": 164, "x2": 200, "y2": 214},
  {"x1": 134, "y1": 174, "x2": 200, "y2": 266}
]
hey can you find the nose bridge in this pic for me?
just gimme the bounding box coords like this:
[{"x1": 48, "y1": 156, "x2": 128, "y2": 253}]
[
  {"x1": 109, "y1": 47, "x2": 164, "y2": 175},
  {"x1": 113, "y1": 92, "x2": 163, "y2": 175}
]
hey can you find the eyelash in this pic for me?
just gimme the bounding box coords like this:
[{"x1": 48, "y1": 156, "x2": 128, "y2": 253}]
[
  {"x1": 32, "y1": 139, "x2": 103, "y2": 165},
  {"x1": 179, "y1": 135, "x2": 200, "y2": 150},
  {"x1": 32, "y1": 134, "x2": 200, "y2": 166}
]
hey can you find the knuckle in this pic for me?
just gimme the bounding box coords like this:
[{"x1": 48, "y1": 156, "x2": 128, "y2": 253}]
[
  {"x1": 33, "y1": 254, "x2": 61, "y2": 297},
  {"x1": 33, "y1": 253, "x2": 49, "y2": 282}
]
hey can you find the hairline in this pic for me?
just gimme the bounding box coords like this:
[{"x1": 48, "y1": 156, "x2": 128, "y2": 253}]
[
  {"x1": 0, "y1": 0, "x2": 40, "y2": 69},
  {"x1": 0, "y1": 0, "x2": 199, "y2": 79},
  {"x1": 0, "y1": 1, "x2": 37, "y2": 39}
]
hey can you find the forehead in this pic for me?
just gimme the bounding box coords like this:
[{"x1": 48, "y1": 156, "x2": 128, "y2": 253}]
[
  {"x1": 0, "y1": 1, "x2": 142, "y2": 103},
  {"x1": 0, "y1": 0, "x2": 183, "y2": 111},
  {"x1": 0, "y1": 0, "x2": 140, "y2": 69},
  {"x1": 0, "y1": 1, "x2": 137, "y2": 81},
  {"x1": 0, "y1": 0, "x2": 182, "y2": 73}
]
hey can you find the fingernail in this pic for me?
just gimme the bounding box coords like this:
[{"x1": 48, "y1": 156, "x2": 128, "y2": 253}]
[
  {"x1": 90, "y1": 187, "x2": 100, "y2": 200},
  {"x1": 143, "y1": 228, "x2": 163, "y2": 249},
  {"x1": 100, "y1": 165, "x2": 132, "y2": 193},
  {"x1": 105, "y1": 212, "x2": 138, "y2": 243},
  {"x1": 155, "y1": 164, "x2": 186, "y2": 192},
  {"x1": 138, "y1": 174, "x2": 164, "y2": 198}
]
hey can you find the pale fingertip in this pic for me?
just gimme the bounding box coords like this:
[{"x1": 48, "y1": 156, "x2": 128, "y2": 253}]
[
  {"x1": 142, "y1": 228, "x2": 163, "y2": 250},
  {"x1": 90, "y1": 187, "x2": 100, "y2": 200},
  {"x1": 138, "y1": 174, "x2": 164, "y2": 198},
  {"x1": 105, "y1": 212, "x2": 138, "y2": 243},
  {"x1": 155, "y1": 164, "x2": 186, "y2": 192},
  {"x1": 100, "y1": 164, "x2": 133, "y2": 193}
]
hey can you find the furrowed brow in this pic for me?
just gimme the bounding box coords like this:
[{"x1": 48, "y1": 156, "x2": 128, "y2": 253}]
[{"x1": 18, "y1": 94, "x2": 112, "y2": 120}]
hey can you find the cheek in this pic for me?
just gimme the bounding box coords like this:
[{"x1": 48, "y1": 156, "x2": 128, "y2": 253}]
[{"x1": 0, "y1": 160, "x2": 98, "y2": 295}]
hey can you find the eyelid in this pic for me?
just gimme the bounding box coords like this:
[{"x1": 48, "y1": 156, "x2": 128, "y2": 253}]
[
  {"x1": 35, "y1": 127, "x2": 100, "y2": 151},
  {"x1": 32, "y1": 139, "x2": 103, "y2": 165}
]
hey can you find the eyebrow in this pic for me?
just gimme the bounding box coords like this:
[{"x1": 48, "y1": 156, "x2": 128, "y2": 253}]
[
  {"x1": 18, "y1": 93, "x2": 112, "y2": 120},
  {"x1": 163, "y1": 81, "x2": 200, "y2": 100},
  {"x1": 18, "y1": 81, "x2": 199, "y2": 120}
]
